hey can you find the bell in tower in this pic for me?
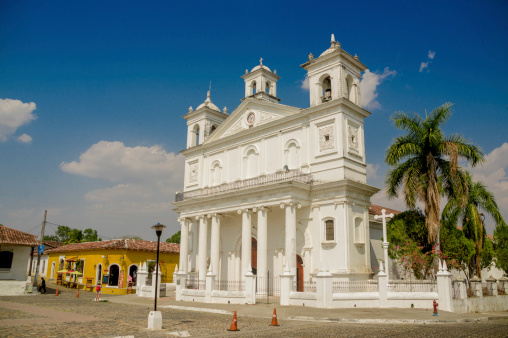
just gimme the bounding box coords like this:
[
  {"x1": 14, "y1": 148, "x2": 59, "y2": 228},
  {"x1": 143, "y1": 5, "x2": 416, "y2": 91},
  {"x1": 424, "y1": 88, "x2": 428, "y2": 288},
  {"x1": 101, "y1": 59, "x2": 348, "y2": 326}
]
[
  {"x1": 241, "y1": 58, "x2": 280, "y2": 103},
  {"x1": 301, "y1": 35, "x2": 366, "y2": 108}
]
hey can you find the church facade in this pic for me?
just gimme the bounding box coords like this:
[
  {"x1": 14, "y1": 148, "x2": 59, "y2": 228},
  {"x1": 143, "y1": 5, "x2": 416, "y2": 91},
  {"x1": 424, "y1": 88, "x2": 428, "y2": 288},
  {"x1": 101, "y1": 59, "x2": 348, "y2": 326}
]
[{"x1": 173, "y1": 37, "x2": 383, "y2": 295}]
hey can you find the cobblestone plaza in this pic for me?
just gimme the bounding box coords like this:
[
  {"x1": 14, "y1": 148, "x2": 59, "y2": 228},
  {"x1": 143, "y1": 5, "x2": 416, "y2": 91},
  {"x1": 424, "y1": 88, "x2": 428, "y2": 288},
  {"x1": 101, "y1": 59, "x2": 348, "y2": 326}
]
[{"x1": 0, "y1": 282, "x2": 507, "y2": 337}]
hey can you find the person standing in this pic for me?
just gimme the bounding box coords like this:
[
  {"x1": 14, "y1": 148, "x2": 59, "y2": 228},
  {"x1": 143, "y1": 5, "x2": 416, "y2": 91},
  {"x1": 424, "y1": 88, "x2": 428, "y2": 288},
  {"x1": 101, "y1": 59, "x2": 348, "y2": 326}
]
[
  {"x1": 38, "y1": 277, "x2": 46, "y2": 294},
  {"x1": 95, "y1": 283, "x2": 101, "y2": 302}
]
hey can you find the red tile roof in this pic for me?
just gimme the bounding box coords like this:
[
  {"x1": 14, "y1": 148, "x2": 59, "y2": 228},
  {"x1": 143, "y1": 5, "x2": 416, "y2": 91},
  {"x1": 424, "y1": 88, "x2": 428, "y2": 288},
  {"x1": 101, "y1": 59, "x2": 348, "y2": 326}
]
[
  {"x1": 369, "y1": 204, "x2": 402, "y2": 217},
  {"x1": 43, "y1": 241, "x2": 64, "y2": 249},
  {"x1": 46, "y1": 239, "x2": 180, "y2": 254},
  {"x1": 0, "y1": 224, "x2": 39, "y2": 246}
]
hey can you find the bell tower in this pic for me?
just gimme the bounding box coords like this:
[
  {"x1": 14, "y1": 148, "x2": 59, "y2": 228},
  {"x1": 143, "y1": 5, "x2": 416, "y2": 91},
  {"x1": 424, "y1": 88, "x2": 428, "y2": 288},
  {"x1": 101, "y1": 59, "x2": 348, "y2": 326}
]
[
  {"x1": 183, "y1": 90, "x2": 228, "y2": 148},
  {"x1": 301, "y1": 35, "x2": 366, "y2": 107},
  {"x1": 241, "y1": 58, "x2": 280, "y2": 103}
]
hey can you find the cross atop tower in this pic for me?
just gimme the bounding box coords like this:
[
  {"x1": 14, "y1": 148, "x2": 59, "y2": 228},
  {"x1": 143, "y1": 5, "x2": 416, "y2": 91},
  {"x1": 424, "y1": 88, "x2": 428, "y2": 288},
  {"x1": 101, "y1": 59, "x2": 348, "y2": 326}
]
[{"x1": 259, "y1": 58, "x2": 263, "y2": 65}]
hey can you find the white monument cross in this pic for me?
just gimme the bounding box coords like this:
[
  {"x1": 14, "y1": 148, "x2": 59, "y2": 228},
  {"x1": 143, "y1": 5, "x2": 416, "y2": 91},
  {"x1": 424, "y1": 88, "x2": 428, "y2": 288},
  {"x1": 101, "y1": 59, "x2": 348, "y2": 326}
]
[{"x1": 374, "y1": 209, "x2": 394, "y2": 279}]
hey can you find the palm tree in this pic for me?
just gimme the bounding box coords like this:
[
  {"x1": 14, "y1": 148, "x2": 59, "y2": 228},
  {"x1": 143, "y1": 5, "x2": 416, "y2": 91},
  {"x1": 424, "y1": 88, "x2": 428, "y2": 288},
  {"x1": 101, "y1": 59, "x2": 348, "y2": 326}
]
[
  {"x1": 442, "y1": 172, "x2": 506, "y2": 278},
  {"x1": 385, "y1": 103, "x2": 484, "y2": 244}
]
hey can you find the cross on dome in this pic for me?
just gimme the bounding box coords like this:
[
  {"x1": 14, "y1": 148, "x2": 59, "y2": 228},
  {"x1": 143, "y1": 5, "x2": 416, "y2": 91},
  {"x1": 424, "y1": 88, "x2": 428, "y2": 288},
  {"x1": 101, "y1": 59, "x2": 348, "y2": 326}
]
[{"x1": 259, "y1": 58, "x2": 263, "y2": 65}]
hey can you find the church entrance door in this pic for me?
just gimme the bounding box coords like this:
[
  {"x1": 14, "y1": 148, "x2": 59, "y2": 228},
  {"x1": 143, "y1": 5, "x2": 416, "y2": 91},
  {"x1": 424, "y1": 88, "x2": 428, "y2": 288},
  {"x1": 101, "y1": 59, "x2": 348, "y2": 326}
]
[
  {"x1": 296, "y1": 255, "x2": 304, "y2": 292},
  {"x1": 251, "y1": 237, "x2": 257, "y2": 275}
]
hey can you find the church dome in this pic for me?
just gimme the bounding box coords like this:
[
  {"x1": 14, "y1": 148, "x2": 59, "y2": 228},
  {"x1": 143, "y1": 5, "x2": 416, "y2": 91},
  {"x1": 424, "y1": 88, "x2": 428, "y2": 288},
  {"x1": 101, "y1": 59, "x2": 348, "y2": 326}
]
[
  {"x1": 196, "y1": 91, "x2": 220, "y2": 112},
  {"x1": 319, "y1": 34, "x2": 341, "y2": 57},
  {"x1": 250, "y1": 64, "x2": 272, "y2": 73}
]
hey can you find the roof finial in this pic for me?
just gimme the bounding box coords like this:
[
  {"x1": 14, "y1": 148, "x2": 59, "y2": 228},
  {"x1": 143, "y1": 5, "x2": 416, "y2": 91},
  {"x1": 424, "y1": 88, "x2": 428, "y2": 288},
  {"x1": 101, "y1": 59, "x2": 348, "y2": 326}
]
[
  {"x1": 259, "y1": 57, "x2": 263, "y2": 65},
  {"x1": 331, "y1": 33, "x2": 335, "y2": 44}
]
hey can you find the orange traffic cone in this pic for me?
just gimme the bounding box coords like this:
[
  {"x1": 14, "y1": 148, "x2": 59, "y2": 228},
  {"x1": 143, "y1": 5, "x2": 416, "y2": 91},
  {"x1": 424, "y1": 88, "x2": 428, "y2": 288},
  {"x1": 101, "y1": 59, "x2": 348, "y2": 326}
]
[
  {"x1": 270, "y1": 308, "x2": 279, "y2": 326},
  {"x1": 55, "y1": 288, "x2": 59, "y2": 296},
  {"x1": 76, "y1": 289, "x2": 79, "y2": 298},
  {"x1": 227, "y1": 311, "x2": 239, "y2": 331}
]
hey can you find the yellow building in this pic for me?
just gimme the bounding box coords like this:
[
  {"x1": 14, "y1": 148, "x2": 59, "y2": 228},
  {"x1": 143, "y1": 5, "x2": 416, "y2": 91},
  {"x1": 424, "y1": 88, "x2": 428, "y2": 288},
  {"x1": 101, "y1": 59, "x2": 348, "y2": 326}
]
[{"x1": 46, "y1": 239, "x2": 179, "y2": 295}]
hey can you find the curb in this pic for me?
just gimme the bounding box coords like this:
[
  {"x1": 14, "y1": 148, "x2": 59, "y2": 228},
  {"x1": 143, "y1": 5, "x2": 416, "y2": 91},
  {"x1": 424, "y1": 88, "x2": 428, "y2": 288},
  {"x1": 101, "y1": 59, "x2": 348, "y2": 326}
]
[{"x1": 286, "y1": 315, "x2": 496, "y2": 324}]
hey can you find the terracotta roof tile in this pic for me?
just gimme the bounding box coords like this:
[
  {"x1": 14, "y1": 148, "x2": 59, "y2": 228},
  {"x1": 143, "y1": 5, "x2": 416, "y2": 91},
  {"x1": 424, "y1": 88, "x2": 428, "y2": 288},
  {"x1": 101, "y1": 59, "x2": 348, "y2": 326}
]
[
  {"x1": 369, "y1": 204, "x2": 402, "y2": 217},
  {"x1": 46, "y1": 239, "x2": 180, "y2": 254},
  {"x1": 43, "y1": 241, "x2": 64, "y2": 249},
  {"x1": 0, "y1": 224, "x2": 39, "y2": 246}
]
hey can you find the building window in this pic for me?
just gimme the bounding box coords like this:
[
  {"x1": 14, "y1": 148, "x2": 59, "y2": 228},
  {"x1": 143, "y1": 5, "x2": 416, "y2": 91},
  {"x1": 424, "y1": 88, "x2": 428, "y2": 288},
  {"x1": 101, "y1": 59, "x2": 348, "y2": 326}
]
[
  {"x1": 325, "y1": 219, "x2": 334, "y2": 241},
  {"x1": 42, "y1": 261, "x2": 46, "y2": 273},
  {"x1": 0, "y1": 251, "x2": 13, "y2": 270}
]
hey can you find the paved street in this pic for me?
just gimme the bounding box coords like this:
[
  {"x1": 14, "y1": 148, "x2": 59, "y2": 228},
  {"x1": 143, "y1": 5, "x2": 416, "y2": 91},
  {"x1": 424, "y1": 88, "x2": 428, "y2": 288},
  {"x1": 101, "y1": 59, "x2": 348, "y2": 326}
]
[{"x1": 1, "y1": 282, "x2": 507, "y2": 337}]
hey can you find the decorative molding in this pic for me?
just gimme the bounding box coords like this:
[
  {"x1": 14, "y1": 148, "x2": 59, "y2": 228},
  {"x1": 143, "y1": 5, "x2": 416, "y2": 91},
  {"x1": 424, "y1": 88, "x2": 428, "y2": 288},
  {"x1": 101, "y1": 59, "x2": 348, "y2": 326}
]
[
  {"x1": 347, "y1": 123, "x2": 359, "y2": 154},
  {"x1": 318, "y1": 124, "x2": 335, "y2": 152},
  {"x1": 188, "y1": 162, "x2": 198, "y2": 183}
]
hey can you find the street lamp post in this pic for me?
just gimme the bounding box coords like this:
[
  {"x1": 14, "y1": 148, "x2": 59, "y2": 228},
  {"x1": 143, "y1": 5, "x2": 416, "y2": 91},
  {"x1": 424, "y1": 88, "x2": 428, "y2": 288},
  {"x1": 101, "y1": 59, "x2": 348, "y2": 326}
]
[
  {"x1": 148, "y1": 222, "x2": 166, "y2": 330},
  {"x1": 151, "y1": 223, "x2": 166, "y2": 311}
]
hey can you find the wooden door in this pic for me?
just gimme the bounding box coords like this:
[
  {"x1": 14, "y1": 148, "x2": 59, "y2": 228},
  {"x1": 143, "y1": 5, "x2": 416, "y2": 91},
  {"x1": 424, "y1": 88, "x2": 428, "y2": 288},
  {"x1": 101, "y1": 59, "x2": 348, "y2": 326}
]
[{"x1": 296, "y1": 255, "x2": 303, "y2": 292}]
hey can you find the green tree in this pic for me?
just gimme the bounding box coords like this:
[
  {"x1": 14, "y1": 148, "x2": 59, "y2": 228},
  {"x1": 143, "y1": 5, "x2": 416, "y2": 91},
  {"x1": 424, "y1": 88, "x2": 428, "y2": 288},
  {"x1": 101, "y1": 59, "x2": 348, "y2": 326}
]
[
  {"x1": 83, "y1": 228, "x2": 101, "y2": 242},
  {"x1": 385, "y1": 103, "x2": 484, "y2": 244},
  {"x1": 494, "y1": 224, "x2": 508, "y2": 276},
  {"x1": 439, "y1": 219, "x2": 475, "y2": 278},
  {"x1": 43, "y1": 225, "x2": 102, "y2": 244},
  {"x1": 442, "y1": 172, "x2": 505, "y2": 278},
  {"x1": 166, "y1": 230, "x2": 181, "y2": 243}
]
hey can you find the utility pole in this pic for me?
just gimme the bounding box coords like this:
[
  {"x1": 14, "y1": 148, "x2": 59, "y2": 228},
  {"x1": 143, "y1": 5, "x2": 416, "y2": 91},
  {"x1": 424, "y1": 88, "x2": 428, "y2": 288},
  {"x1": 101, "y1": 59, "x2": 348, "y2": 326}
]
[{"x1": 33, "y1": 210, "x2": 47, "y2": 287}]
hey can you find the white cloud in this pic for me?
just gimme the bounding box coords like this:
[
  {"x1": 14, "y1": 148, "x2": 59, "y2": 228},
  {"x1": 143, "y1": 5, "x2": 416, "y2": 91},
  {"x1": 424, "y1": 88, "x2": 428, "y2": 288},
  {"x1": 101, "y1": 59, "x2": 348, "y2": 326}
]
[
  {"x1": 59, "y1": 141, "x2": 185, "y2": 237},
  {"x1": 419, "y1": 50, "x2": 435, "y2": 72},
  {"x1": 0, "y1": 98, "x2": 37, "y2": 142},
  {"x1": 60, "y1": 141, "x2": 183, "y2": 183},
  {"x1": 17, "y1": 133, "x2": 32, "y2": 143},
  {"x1": 366, "y1": 163, "x2": 380, "y2": 180},
  {"x1": 360, "y1": 67, "x2": 397, "y2": 110},
  {"x1": 301, "y1": 76, "x2": 310, "y2": 90},
  {"x1": 467, "y1": 143, "x2": 508, "y2": 228}
]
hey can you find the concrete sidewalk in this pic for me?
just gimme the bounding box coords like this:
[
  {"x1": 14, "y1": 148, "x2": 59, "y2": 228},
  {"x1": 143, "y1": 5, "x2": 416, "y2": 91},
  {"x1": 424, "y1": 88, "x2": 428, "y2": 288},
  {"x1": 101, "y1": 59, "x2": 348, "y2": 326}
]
[{"x1": 102, "y1": 293, "x2": 508, "y2": 324}]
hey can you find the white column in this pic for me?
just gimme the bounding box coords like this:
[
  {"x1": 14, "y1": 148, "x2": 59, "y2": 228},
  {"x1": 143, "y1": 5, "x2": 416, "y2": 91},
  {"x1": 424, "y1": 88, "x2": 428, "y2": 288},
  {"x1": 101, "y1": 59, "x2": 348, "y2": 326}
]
[
  {"x1": 197, "y1": 215, "x2": 209, "y2": 279},
  {"x1": 255, "y1": 207, "x2": 268, "y2": 278},
  {"x1": 281, "y1": 202, "x2": 298, "y2": 276},
  {"x1": 210, "y1": 214, "x2": 221, "y2": 276},
  {"x1": 179, "y1": 218, "x2": 189, "y2": 273},
  {"x1": 239, "y1": 209, "x2": 252, "y2": 279}
]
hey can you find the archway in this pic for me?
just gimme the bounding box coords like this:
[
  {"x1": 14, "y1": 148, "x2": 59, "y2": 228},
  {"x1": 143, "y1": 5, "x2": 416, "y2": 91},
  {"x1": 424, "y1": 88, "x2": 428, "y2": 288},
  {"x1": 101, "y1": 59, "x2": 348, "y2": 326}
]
[
  {"x1": 108, "y1": 265, "x2": 119, "y2": 286},
  {"x1": 129, "y1": 265, "x2": 138, "y2": 286},
  {"x1": 96, "y1": 263, "x2": 103, "y2": 285},
  {"x1": 51, "y1": 262, "x2": 56, "y2": 279},
  {"x1": 296, "y1": 254, "x2": 304, "y2": 292}
]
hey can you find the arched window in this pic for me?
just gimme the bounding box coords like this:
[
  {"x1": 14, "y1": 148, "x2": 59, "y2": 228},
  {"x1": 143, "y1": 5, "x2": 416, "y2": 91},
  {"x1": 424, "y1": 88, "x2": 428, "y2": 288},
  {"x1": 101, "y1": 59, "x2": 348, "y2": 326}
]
[
  {"x1": 321, "y1": 76, "x2": 332, "y2": 103},
  {"x1": 96, "y1": 263, "x2": 103, "y2": 285},
  {"x1": 251, "y1": 81, "x2": 257, "y2": 95},
  {"x1": 211, "y1": 161, "x2": 222, "y2": 186},
  {"x1": 284, "y1": 140, "x2": 300, "y2": 170},
  {"x1": 346, "y1": 74, "x2": 354, "y2": 101},
  {"x1": 355, "y1": 217, "x2": 364, "y2": 244},
  {"x1": 192, "y1": 124, "x2": 200, "y2": 146},
  {"x1": 265, "y1": 81, "x2": 271, "y2": 94},
  {"x1": 324, "y1": 219, "x2": 335, "y2": 242},
  {"x1": 0, "y1": 251, "x2": 13, "y2": 270},
  {"x1": 59, "y1": 259, "x2": 64, "y2": 271},
  {"x1": 244, "y1": 148, "x2": 259, "y2": 179}
]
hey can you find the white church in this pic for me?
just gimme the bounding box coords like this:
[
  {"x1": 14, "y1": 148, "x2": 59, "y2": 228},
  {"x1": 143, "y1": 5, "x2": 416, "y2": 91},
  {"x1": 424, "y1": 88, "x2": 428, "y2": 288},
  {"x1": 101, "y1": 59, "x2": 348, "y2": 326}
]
[{"x1": 173, "y1": 36, "x2": 397, "y2": 304}]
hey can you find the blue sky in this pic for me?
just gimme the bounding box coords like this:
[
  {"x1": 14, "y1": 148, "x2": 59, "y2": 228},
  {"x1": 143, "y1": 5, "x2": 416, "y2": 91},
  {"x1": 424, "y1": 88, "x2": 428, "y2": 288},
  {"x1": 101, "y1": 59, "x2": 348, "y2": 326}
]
[{"x1": 1, "y1": 0, "x2": 507, "y2": 240}]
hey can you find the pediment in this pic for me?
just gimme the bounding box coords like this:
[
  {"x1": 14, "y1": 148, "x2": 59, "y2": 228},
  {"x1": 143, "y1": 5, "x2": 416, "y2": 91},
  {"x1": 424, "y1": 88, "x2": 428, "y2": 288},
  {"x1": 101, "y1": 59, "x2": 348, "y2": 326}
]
[{"x1": 204, "y1": 100, "x2": 301, "y2": 143}]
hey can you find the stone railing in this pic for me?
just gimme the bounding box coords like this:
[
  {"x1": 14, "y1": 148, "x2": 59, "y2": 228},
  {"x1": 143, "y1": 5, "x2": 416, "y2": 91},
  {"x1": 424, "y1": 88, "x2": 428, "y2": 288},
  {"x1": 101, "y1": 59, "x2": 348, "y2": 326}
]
[
  {"x1": 175, "y1": 169, "x2": 313, "y2": 202},
  {"x1": 332, "y1": 280, "x2": 378, "y2": 293}
]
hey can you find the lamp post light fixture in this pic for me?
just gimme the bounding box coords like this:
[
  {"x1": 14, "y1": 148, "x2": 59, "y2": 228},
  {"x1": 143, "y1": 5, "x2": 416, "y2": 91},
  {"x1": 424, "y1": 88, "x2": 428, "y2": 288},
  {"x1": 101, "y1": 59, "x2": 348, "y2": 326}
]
[
  {"x1": 151, "y1": 222, "x2": 166, "y2": 311},
  {"x1": 148, "y1": 222, "x2": 166, "y2": 330}
]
